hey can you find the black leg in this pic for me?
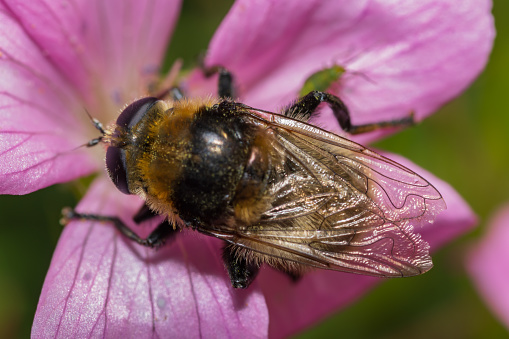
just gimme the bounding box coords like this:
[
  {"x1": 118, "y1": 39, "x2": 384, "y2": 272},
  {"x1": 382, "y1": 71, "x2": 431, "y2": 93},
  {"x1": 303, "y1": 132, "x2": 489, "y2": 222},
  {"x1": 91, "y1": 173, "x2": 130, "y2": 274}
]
[
  {"x1": 345, "y1": 113, "x2": 415, "y2": 135},
  {"x1": 284, "y1": 90, "x2": 414, "y2": 134},
  {"x1": 217, "y1": 68, "x2": 234, "y2": 99},
  {"x1": 283, "y1": 91, "x2": 349, "y2": 125},
  {"x1": 222, "y1": 244, "x2": 259, "y2": 289},
  {"x1": 61, "y1": 208, "x2": 177, "y2": 248},
  {"x1": 285, "y1": 271, "x2": 301, "y2": 283},
  {"x1": 132, "y1": 203, "x2": 159, "y2": 224},
  {"x1": 203, "y1": 66, "x2": 235, "y2": 99}
]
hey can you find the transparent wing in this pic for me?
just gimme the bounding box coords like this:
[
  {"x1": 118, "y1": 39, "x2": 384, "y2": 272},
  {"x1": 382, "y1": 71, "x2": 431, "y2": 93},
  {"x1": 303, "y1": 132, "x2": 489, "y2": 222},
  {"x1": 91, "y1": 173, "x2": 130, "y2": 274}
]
[{"x1": 226, "y1": 111, "x2": 446, "y2": 277}]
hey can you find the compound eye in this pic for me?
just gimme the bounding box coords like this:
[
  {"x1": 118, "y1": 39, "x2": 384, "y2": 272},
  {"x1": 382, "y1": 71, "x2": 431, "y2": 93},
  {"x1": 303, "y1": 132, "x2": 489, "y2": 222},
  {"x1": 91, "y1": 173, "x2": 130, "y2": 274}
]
[
  {"x1": 106, "y1": 97, "x2": 158, "y2": 195},
  {"x1": 116, "y1": 97, "x2": 159, "y2": 129},
  {"x1": 106, "y1": 146, "x2": 130, "y2": 194}
]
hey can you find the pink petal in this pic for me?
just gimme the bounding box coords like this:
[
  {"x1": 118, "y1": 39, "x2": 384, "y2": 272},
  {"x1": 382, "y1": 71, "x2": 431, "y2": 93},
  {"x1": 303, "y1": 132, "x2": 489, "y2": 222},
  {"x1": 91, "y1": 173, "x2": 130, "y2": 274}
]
[
  {"x1": 2, "y1": 0, "x2": 181, "y2": 108},
  {"x1": 0, "y1": 5, "x2": 96, "y2": 194},
  {"x1": 0, "y1": 132, "x2": 97, "y2": 195},
  {"x1": 33, "y1": 177, "x2": 269, "y2": 338},
  {"x1": 188, "y1": 0, "x2": 494, "y2": 143},
  {"x1": 467, "y1": 204, "x2": 509, "y2": 330},
  {"x1": 260, "y1": 152, "x2": 477, "y2": 339}
]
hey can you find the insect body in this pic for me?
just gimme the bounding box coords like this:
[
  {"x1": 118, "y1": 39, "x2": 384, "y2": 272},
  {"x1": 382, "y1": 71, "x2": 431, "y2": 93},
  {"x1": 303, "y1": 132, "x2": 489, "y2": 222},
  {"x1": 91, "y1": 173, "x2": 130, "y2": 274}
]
[{"x1": 70, "y1": 69, "x2": 445, "y2": 288}]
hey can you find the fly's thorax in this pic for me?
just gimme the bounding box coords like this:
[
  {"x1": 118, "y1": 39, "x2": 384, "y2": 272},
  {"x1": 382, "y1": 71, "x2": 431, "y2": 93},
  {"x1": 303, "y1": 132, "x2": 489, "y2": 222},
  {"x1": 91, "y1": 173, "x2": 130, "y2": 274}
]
[{"x1": 167, "y1": 103, "x2": 267, "y2": 226}]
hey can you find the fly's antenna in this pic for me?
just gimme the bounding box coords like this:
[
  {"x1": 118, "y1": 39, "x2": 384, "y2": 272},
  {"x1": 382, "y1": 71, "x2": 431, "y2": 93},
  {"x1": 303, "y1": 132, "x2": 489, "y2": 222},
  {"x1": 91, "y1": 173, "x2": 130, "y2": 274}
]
[
  {"x1": 84, "y1": 108, "x2": 105, "y2": 134},
  {"x1": 84, "y1": 108, "x2": 105, "y2": 147},
  {"x1": 72, "y1": 108, "x2": 107, "y2": 150},
  {"x1": 85, "y1": 136, "x2": 103, "y2": 147}
]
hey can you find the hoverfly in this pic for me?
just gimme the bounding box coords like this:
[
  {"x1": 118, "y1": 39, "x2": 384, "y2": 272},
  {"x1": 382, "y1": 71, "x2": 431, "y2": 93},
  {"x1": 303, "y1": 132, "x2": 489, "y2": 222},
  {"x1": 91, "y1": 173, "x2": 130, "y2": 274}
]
[{"x1": 65, "y1": 67, "x2": 445, "y2": 288}]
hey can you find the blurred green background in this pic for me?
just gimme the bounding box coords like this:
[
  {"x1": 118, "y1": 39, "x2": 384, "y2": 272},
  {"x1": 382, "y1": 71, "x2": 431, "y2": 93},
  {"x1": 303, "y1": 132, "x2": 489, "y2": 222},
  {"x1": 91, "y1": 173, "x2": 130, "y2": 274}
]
[{"x1": 0, "y1": 1, "x2": 507, "y2": 338}]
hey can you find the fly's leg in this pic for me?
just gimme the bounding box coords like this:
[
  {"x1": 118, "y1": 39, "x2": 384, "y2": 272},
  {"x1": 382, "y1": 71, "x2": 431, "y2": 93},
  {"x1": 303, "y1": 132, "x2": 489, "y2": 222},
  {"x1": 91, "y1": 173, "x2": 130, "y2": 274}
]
[
  {"x1": 132, "y1": 203, "x2": 160, "y2": 224},
  {"x1": 61, "y1": 207, "x2": 177, "y2": 248},
  {"x1": 222, "y1": 244, "x2": 259, "y2": 289},
  {"x1": 344, "y1": 113, "x2": 415, "y2": 135},
  {"x1": 285, "y1": 271, "x2": 301, "y2": 283},
  {"x1": 203, "y1": 66, "x2": 235, "y2": 99},
  {"x1": 283, "y1": 90, "x2": 414, "y2": 134}
]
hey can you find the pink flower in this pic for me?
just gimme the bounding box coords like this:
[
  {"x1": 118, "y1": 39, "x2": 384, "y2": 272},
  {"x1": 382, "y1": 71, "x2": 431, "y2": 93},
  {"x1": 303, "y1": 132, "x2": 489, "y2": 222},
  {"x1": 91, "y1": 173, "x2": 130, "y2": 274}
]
[
  {"x1": 468, "y1": 204, "x2": 509, "y2": 330},
  {"x1": 0, "y1": 0, "x2": 493, "y2": 337}
]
